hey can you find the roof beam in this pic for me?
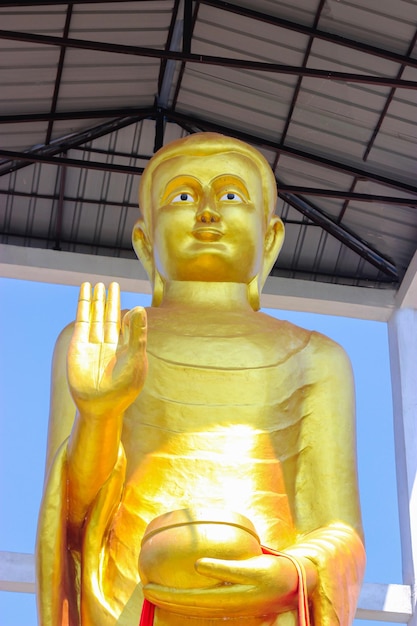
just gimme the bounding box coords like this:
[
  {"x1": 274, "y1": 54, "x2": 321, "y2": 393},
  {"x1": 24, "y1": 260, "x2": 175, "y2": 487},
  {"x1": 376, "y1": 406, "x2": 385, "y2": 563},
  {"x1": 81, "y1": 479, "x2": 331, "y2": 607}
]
[
  {"x1": 1, "y1": 0, "x2": 416, "y2": 74},
  {"x1": 44, "y1": 3, "x2": 73, "y2": 145},
  {"x1": 395, "y1": 250, "x2": 417, "y2": 310},
  {"x1": 0, "y1": 180, "x2": 414, "y2": 208},
  {"x1": 201, "y1": 0, "x2": 417, "y2": 71},
  {"x1": 0, "y1": 109, "x2": 154, "y2": 177},
  {"x1": 163, "y1": 109, "x2": 417, "y2": 196},
  {"x1": 363, "y1": 27, "x2": 417, "y2": 161},
  {"x1": 0, "y1": 29, "x2": 416, "y2": 89},
  {"x1": 0, "y1": 148, "x2": 144, "y2": 175},
  {"x1": 0, "y1": 0, "x2": 117, "y2": 4},
  {"x1": 276, "y1": 0, "x2": 326, "y2": 156},
  {"x1": 279, "y1": 187, "x2": 417, "y2": 206},
  {"x1": 279, "y1": 192, "x2": 398, "y2": 279},
  {"x1": 0, "y1": 107, "x2": 154, "y2": 124},
  {"x1": 0, "y1": 164, "x2": 399, "y2": 279},
  {"x1": 0, "y1": 188, "x2": 138, "y2": 208}
]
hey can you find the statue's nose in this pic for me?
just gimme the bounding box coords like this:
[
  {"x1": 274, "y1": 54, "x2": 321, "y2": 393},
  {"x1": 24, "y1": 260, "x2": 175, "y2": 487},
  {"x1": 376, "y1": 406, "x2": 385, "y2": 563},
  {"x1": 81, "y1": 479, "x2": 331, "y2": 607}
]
[{"x1": 196, "y1": 204, "x2": 220, "y2": 224}]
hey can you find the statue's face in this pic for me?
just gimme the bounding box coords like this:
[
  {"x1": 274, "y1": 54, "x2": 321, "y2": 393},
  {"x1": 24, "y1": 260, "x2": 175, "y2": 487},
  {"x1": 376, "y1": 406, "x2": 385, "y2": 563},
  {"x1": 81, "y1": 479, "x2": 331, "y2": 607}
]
[{"x1": 150, "y1": 152, "x2": 267, "y2": 283}]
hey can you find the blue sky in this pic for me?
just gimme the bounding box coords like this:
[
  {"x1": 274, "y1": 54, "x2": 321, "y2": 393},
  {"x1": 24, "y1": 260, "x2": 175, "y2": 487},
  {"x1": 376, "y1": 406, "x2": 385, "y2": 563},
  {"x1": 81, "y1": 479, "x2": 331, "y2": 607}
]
[{"x1": 0, "y1": 276, "x2": 402, "y2": 625}]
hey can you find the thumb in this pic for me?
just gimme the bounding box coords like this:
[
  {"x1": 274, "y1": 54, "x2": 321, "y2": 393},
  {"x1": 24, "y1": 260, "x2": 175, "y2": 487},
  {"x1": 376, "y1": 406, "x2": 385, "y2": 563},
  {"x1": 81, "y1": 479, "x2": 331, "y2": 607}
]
[
  {"x1": 195, "y1": 558, "x2": 256, "y2": 585},
  {"x1": 122, "y1": 307, "x2": 147, "y2": 350}
]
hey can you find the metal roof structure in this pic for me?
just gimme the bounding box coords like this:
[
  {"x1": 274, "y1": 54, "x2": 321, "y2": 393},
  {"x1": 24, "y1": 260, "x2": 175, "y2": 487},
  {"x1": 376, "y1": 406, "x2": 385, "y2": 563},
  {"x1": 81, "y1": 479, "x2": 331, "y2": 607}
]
[
  {"x1": 0, "y1": 0, "x2": 416, "y2": 290},
  {"x1": 1, "y1": 3, "x2": 417, "y2": 624}
]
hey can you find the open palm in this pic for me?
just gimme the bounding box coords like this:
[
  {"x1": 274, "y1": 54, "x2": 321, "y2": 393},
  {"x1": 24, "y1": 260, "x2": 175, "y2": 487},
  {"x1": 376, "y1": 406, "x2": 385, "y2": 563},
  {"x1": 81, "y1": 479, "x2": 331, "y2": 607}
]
[{"x1": 67, "y1": 282, "x2": 147, "y2": 419}]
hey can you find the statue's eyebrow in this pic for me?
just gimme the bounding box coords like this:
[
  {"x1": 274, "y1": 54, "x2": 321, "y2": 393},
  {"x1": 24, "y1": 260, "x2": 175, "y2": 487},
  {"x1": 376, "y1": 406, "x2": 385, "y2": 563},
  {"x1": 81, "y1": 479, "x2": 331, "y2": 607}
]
[
  {"x1": 160, "y1": 175, "x2": 201, "y2": 201},
  {"x1": 211, "y1": 174, "x2": 250, "y2": 198}
]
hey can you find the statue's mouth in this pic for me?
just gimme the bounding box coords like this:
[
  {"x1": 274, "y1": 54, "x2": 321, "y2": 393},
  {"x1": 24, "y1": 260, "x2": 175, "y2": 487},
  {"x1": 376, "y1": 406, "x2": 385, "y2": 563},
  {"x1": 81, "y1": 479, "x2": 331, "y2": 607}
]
[{"x1": 192, "y1": 228, "x2": 223, "y2": 242}]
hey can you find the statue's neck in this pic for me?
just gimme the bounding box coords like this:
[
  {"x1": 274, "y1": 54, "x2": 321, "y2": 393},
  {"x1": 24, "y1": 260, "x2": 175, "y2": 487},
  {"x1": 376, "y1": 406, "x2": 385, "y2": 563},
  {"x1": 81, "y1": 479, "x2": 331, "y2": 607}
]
[{"x1": 160, "y1": 280, "x2": 252, "y2": 312}]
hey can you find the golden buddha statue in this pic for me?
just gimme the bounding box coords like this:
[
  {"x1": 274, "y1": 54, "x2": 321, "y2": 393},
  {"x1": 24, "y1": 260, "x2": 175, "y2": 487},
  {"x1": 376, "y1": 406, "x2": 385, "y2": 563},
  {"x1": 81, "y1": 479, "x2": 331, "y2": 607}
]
[{"x1": 36, "y1": 133, "x2": 365, "y2": 626}]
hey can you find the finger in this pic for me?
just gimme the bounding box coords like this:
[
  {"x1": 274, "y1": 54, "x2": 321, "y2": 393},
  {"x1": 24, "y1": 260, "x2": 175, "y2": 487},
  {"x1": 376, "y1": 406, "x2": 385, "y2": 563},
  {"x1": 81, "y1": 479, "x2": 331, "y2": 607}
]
[
  {"x1": 195, "y1": 557, "x2": 263, "y2": 585},
  {"x1": 90, "y1": 283, "x2": 105, "y2": 343},
  {"x1": 104, "y1": 282, "x2": 121, "y2": 344},
  {"x1": 73, "y1": 282, "x2": 91, "y2": 342},
  {"x1": 123, "y1": 306, "x2": 147, "y2": 350},
  {"x1": 143, "y1": 582, "x2": 252, "y2": 614}
]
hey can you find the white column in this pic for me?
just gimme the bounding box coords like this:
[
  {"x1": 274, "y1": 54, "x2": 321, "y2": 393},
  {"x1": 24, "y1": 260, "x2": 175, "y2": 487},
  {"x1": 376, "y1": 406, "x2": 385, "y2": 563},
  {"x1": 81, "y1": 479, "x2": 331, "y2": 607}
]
[{"x1": 388, "y1": 308, "x2": 417, "y2": 626}]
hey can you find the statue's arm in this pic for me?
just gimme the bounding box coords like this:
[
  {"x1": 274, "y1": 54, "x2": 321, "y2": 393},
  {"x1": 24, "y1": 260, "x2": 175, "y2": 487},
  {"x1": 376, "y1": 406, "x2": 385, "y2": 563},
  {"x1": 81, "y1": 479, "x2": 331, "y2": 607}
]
[
  {"x1": 64, "y1": 282, "x2": 147, "y2": 532},
  {"x1": 285, "y1": 333, "x2": 365, "y2": 625},
  {"x1": 293, "y1": 332, "x2": 363, "y2": 535},
  {"x1": 44, "y1": 322, "x2": 77, "y2": 477}
]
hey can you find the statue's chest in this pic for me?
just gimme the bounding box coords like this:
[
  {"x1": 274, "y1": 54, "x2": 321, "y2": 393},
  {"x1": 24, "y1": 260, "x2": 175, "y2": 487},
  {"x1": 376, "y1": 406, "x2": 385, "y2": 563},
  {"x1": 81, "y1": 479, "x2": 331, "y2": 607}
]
[
  {"x1": 123, "y1": 320, "x2": 309, "y2": 447},
  {"x1": 143, "y1": 311, "x2": 305, "y2": 370}
]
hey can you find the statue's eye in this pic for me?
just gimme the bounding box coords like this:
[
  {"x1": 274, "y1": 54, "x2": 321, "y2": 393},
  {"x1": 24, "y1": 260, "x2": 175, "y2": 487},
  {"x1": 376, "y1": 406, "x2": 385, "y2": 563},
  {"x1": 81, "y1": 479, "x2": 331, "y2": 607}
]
[
  {"x1": 172, "y1": 192, "x2": 194, "y2": 202},
  {"x1": 219, "y1": 192, "x2": 243, "y2": 201}
]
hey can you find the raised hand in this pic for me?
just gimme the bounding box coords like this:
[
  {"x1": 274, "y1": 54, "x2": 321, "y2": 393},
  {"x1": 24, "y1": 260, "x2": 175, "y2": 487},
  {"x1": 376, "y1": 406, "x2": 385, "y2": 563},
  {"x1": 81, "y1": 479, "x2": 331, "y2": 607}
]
[{"x1": 67, "y1": 282, "x2": 147, "y2": 420}]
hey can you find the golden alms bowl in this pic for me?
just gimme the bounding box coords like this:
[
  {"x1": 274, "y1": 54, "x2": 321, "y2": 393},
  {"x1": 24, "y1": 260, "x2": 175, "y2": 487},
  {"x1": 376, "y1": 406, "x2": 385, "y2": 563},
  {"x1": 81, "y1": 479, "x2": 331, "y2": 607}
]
[{"x1": 139, "y1": 508, "x2": 262, "y2": 589}]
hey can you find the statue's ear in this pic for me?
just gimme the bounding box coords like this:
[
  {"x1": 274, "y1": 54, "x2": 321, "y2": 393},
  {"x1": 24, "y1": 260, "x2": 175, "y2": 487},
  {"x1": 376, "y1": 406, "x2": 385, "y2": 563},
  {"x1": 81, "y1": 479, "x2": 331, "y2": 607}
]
[
  {"x1": 132, "y1": 219, "x2": 153, "y2": 282},
  {"x1": 132, "y1": 219, "x2": 165, "y2": 306},
  {"x1": 260, "y1": 216, "x2": 285, "y2": 289},
  {"x1": 248, "y1": 216, "x2": 285, "y2": 311}
]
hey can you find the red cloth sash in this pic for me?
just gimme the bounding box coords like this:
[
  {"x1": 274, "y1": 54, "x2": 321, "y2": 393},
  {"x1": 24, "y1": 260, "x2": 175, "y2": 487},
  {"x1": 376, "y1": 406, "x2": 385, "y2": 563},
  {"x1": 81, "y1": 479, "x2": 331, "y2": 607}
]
[
  {"x1": 139, "y1": 547, "x2": 310, "y2": 626},
  {"x1": 139, "y1": 598, "x2": 155, "y2": 626}
]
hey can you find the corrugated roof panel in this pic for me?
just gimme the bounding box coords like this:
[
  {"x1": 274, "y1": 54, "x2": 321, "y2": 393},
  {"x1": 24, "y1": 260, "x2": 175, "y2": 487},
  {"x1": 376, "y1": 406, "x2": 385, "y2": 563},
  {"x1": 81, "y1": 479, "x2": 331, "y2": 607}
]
[
  {"x1": 385, "y1": 96, "x2": 417, "y2": 128},
  {"x1": 277, "y1": 153, "x2": 354, "y2": 188},
  {"x1": 344, "y1": 199, "x2": 416, "y2": 240},
  {"x1": 0, "y1": 42, "x2": 59, "y2": 115},
  {"x1": 56, "y1": 49, "x2": 159, "y2": 113},
  {"x1": 274, "y1": 220, "x2": 381, "y2": 283},
  {"x1": 57, "y1": 75, "x2": 156, "y2": 113},
  {"x1": 0, "y1": 122, "x2": 49, "y2": 151},
  {"x1": 176, "y1": 66, "x2": 298, "y2": 138},
  {"x1": 302, "y1": 196, "x2": 347, "y2": 220},
  {"x1": 319, "y1": 0, "x2": 417, "y2": 51},
  {"x1": 367, "y1": 135, "x2": 416, "y2": 177},
  {"x1": 229, "y1": 0, "x2": 318, "y2": 25},
  {"x1": 297, "y1": 77, "x2": 392, "y2": 116},
  {"x1": 58, "y1": 58, "x2": 158, "y2": 89},
  {"x1": 47, "y1": 119, "x2": 113, "y2": 144},
  {"x1": 176, "y1": 75, "x2": 295, "y2": 139},
  {"x1": 70, "y1": 16, "x2": 170, "y2": 48},
  {"x1": 194, "y1": 4, "x2": 309, "y2": 63},
  {"x1": 309, "y1": 37, "x2": 401, "y2": 76},
  {"x1": 0, "y1": 163, "x2": 58, "y2": 198},
  {"x1": 294, "y1": 85, "x2": 386, "y2": 136},
  {"x1": 1, "y1": 80, "x2": 55, "y2": 112},
  {"x1": 0, "y1": 0, "x2": 415, "y2": 289},
  {"x1": 343, "y1": 203, "x2": 417, "y2": 272},
  {"x1": 286, "y1": 109, "x2": 373, "y2": 160},
  {"x1": 0, "y1": 5, "x2": 66, "y2": 34},
  {"x1": 354, "y1": 179, "x2": 417, "y2": 203}
]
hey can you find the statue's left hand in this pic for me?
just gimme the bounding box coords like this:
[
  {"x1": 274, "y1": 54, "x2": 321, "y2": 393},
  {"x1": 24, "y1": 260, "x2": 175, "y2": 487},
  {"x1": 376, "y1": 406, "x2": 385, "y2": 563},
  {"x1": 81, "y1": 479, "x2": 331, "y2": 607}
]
[{"x1": 143, "y1": 553, "x2": 301, "y2": 618}]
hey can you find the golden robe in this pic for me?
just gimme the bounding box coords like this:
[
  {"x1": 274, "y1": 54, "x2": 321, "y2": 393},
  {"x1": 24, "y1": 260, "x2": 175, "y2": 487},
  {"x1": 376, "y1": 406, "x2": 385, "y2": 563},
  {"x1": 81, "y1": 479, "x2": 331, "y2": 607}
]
[{"x1": 37, "y1": 320, "x2": 365, "y2": 626}]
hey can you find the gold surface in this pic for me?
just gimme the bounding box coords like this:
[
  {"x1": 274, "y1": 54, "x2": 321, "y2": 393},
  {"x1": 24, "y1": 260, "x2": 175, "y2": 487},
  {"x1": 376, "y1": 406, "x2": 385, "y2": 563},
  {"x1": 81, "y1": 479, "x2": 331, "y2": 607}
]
[
  {"x1": 139, "y1": 508, "x2": 262, "y2": 589},
  {"x1": 36, "y1": 133, "x2": 365, "y2": 626}
]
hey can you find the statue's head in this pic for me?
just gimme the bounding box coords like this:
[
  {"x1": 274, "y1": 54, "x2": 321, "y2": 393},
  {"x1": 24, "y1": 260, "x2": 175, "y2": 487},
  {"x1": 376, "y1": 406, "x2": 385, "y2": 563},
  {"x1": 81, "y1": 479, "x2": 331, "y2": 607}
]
[{"x1": 133, "y1": 132, "x2": 284, "y2": 309}]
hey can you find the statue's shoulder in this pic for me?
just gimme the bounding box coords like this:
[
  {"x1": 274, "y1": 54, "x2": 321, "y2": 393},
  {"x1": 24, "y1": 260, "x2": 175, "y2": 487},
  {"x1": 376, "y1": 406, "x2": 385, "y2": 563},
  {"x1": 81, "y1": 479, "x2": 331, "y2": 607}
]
[
  {"x1": 257, "y1": 312, "x2": 311, "y2": 347},
  {"x1": 258, "y1": 313, "x2": 350, "y2": 365},
  {"x1": 306, "y1": 328, "x2": 352, "y2": 378}
]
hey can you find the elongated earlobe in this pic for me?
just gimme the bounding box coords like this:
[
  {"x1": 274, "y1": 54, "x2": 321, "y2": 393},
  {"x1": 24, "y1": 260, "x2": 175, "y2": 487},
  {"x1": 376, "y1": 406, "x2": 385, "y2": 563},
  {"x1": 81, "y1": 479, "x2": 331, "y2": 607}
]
[
  {"x1": 260, "y1": 217, "x2": 285, "y2": 290},
  {"x1": 247, "y1": 218, "x2": 285, "y2": 312},
  {"x1": 151, "y1": 270, "x2": 165, "y2": 307},
  {"x1": 132, "y1": 220, "x2": 165, "y2": 307},
  {"x1": 247, "y1": 276, "x2": 261, "y2": 311},
  {"x1": 132, "y1": 220, "x2": 152, "y2": 279}
]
